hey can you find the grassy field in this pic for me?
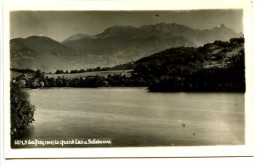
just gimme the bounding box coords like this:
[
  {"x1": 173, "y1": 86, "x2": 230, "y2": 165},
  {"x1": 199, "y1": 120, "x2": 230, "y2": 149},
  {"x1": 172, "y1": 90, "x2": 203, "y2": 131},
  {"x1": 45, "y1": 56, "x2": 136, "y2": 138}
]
[
  {"x1": 11, "y1": 71, "x2": 35, "y2": 79},
  {"x1": 11, "y1": 69, "x2": 133, "y2": 79},
  {"x1": 11, "y1": 71, "x2": 23, "y2": 79},
  {"x1": 45, "y1": 70, "x2": 133, "y2": 79}
]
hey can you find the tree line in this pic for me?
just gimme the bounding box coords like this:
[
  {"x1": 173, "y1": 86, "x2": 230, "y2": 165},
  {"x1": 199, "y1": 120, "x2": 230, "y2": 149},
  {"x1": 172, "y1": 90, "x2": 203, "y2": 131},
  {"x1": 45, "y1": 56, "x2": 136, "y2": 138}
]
[
  {"x1": 13, "y1": 72, "x2": 147, "y2": 88},
  {"x1": 54, "y1": 62, "x2": 134, "y2": 74}
]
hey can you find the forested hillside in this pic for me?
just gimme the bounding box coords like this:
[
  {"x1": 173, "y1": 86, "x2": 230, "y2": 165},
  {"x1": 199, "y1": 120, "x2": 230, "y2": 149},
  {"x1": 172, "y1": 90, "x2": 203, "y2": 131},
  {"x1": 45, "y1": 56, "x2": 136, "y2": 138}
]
[{"x1": 133, "y1": 37, "x2": 245, "y2": 92}]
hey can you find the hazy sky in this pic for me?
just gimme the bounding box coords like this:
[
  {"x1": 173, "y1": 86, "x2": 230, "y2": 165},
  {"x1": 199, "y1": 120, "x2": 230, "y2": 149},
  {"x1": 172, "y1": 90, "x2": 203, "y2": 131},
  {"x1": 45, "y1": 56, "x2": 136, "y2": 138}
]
[{"x1": 10, "y1": 10, "x2": 243, "y2": 42}]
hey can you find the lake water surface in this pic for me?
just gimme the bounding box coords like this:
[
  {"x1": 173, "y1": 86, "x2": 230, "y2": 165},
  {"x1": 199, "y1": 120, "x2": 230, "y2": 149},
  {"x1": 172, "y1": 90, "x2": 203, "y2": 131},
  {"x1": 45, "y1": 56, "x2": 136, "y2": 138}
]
[{"x1": 12, "y1": 87, "x2": 245, "y2": 147}]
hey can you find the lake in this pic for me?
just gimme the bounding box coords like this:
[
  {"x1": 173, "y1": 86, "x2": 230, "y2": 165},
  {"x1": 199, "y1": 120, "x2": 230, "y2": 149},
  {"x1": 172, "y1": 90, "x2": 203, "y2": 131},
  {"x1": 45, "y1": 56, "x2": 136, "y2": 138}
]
[{"x1": 12, "y1": 87, "x2": 245, "y2": 147}]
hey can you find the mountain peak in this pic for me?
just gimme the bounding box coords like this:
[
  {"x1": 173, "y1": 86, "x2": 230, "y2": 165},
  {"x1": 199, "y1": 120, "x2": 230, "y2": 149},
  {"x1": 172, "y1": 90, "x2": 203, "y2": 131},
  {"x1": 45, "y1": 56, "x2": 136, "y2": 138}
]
[
  {"x1": 98, "y1": 25, "x2": 136, "y2": 38},
  {"x1": 25, "y1": 36, "x2": 64, "y2": 44},
  {"x1": 26, "y1": 35, "x2": 51, "y2": 40},
  {"x1": 102, "y1": 25, "x2": 136, "y2": 33},
  {"x1": 63, "y1": 33, "x2": 94, "y2": 42}
]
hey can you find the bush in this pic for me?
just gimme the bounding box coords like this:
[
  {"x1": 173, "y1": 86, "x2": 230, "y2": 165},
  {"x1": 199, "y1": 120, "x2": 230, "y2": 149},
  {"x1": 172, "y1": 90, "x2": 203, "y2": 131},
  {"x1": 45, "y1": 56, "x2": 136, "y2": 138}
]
[{"x1": 10, "y1": 80, "x2": 35, "y2": 134}]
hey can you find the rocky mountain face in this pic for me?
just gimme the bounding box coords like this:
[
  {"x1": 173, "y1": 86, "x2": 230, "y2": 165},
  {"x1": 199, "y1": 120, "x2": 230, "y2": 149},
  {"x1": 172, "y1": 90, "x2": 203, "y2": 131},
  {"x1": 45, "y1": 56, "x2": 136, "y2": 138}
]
[{"x1": 10, "y1": 23, "x2": 242, "y2": 72}]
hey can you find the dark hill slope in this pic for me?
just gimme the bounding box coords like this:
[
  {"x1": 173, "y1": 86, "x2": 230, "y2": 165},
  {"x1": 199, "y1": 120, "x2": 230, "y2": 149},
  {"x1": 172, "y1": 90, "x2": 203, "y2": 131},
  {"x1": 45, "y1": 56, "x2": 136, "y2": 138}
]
[
  {"x1": 133, "y1": 37, "x2": 245, "y2": 92},
  {"x1": 10, "y1": 36, "x2": 77, "y2": 72}
]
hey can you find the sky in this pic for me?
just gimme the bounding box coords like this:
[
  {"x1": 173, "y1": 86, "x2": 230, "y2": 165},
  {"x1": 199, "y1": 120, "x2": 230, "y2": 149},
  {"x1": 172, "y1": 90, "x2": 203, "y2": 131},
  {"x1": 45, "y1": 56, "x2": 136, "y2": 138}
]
[{"x1": 10, "y1": 10, "x2": 243, "y2": 42}]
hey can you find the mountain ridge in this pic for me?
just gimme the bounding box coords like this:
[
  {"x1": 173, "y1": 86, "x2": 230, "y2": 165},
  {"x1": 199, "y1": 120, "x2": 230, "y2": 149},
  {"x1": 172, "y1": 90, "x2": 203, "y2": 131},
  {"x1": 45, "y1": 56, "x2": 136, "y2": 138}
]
[
  {"x1": 10, "y1": 36, "x2": 78, "y2": 72},
  {"x1": 63, "y1": 22, "x2": 241, "y2": 45},
  {"x1": 10, "y1": 22, "x2": 242, "y2": 72}
]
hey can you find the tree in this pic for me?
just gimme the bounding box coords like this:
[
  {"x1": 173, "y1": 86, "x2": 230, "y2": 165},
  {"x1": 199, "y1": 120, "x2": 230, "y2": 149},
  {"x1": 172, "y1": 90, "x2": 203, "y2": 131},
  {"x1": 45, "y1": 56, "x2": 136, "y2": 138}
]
[
  {"x1": 31, "y1": 79, "x2": 39, "y2": 88},
  {"x1": 34, "y1": 69, "x2": 45, "y2": 78},
  {"x1": 39, "y1": 81, "x2": 45, "y2": 87},
  {"x1": 11, "y1": 80, "x2": 35, "y2": 134},
  {"x1": 55, "y1": 70, "x2": 61, "y2": 74}
]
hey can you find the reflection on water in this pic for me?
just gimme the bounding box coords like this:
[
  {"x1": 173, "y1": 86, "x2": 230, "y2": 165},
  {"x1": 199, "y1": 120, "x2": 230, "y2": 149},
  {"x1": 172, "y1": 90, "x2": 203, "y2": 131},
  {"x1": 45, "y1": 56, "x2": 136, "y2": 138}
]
[{"x1": 12, "y1": 87, "x2": 245, "y2": 148}]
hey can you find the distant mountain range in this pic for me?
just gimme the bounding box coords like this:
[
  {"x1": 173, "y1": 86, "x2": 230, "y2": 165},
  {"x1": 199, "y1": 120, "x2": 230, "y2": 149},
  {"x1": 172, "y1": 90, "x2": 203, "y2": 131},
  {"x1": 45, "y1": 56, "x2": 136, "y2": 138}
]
[{"x1": 10, "y1": 22, "x2": 242, "y2": 72}]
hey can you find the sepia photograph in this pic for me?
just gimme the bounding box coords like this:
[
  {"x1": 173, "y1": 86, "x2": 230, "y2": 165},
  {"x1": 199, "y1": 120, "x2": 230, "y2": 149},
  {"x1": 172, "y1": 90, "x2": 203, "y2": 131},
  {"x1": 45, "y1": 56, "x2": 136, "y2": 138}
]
[{"x1": 2, "y1": 1, "x2": 254, "y2": 158}]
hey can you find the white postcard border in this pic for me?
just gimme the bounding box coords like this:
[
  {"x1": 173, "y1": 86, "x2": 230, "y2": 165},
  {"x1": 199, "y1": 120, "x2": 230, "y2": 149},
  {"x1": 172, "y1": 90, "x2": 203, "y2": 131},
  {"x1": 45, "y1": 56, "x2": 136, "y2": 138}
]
[{"x1": 2, "y1": 1, "x2": 254, "y2": 158}]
